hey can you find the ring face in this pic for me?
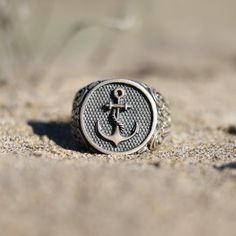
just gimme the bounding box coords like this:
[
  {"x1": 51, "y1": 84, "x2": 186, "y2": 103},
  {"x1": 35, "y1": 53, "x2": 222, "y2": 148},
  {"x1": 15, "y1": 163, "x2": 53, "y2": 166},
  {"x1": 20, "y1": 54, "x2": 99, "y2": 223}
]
[{"x1": 80, "y1": 79, "x2": 157, "y2": 154}]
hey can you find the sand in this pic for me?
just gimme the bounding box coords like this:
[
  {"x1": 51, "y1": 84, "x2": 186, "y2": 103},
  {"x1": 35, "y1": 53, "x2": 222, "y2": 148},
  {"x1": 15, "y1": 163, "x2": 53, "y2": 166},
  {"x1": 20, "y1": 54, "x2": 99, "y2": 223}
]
[{"x1": 0, "y1": 56, "x2": 236, "y2": 236}]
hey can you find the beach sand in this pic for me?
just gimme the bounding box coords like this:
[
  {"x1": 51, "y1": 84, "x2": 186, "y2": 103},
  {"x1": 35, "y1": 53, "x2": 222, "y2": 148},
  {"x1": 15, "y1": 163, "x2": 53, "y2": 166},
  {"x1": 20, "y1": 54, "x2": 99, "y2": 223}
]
[{"x1": 0, "y1": 59, "x2": 236, "y2": 235}]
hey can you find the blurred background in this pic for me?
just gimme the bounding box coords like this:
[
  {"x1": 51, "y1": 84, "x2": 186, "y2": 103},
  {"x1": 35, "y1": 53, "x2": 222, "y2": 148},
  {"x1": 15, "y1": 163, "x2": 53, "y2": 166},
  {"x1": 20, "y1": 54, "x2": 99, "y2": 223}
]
[{"x1": 1, "y1": 0, "x2": 236, "y2": 82}]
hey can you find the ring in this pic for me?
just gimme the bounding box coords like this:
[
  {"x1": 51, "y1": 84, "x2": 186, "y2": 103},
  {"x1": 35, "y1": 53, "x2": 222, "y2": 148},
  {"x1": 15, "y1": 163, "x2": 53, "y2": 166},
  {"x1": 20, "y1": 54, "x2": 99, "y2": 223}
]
[{"x1": 71, "y1": 78, "x2": 171, "y2": 154}]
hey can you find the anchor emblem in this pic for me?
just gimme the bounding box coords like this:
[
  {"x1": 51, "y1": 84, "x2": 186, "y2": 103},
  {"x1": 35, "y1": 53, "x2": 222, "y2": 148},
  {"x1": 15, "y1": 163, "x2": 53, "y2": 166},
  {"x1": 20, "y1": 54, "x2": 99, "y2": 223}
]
[{"x1": 97, "y1": 87, "x2": 139, "y2": 147}]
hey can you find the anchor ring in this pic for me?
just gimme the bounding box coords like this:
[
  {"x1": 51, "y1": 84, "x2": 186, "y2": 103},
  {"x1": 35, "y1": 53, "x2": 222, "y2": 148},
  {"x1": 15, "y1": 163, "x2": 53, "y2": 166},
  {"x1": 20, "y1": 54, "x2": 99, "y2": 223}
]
[
  {"x1": 71, "y1": 79, "x2": 171, "y2": 154},
  {"x1": 114, "y1": 88, "x2": 125, "y2": 98}
]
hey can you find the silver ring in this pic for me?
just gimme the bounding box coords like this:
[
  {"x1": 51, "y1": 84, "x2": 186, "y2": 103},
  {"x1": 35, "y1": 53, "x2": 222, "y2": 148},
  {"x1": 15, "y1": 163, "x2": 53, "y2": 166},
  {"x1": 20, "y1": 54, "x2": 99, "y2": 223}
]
[{"x1": 71, "y1": 78, "x2": 171, "y2": 154}]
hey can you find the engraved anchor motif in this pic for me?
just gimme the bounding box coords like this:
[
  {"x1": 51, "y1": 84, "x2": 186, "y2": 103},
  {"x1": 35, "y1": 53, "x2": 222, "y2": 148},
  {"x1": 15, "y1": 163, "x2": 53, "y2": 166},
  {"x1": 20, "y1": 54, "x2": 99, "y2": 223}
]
[{"x1": 97, "y1": 87, "x2": 139, "y2": 146}]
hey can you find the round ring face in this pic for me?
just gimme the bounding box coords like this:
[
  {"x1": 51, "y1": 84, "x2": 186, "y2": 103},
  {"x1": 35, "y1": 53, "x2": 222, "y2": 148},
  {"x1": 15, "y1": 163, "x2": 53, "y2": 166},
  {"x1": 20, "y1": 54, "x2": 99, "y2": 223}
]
[{"x1": 80, "y1": 79, "x2": 157, "y2": 154}]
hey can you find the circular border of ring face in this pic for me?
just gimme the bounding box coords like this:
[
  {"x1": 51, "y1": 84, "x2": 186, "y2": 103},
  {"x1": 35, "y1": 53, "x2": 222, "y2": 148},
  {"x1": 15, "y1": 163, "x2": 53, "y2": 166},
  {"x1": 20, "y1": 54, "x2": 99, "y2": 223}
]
[{"x1": 80, "y1": 79, "x2": 158, "y2": 155}]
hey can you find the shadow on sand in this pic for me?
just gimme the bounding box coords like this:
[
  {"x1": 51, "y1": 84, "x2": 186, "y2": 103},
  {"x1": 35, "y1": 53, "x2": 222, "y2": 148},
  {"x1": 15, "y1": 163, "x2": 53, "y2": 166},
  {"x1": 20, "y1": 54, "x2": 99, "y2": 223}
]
[
  {"x1": 213, "y1": 162, "x2": 236, "y2": 171},
  {"x1": 28, "y1": 120, "x2": 86, "y2": 152}
]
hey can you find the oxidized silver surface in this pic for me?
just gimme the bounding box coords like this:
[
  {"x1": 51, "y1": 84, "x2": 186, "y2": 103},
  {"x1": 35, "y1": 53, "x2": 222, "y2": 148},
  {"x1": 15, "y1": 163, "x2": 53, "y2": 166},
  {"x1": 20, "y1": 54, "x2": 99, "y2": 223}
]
[{"x1": 71, "y1": 79, "x2": 170, "y2": 154}]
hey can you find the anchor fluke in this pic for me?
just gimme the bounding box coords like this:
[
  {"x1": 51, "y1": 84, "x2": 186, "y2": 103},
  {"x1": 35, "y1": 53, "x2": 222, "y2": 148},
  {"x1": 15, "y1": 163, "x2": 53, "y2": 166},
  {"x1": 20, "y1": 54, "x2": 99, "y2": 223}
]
[{"x1": 97, "y1": 120, "x2": 139, "y2": 147}]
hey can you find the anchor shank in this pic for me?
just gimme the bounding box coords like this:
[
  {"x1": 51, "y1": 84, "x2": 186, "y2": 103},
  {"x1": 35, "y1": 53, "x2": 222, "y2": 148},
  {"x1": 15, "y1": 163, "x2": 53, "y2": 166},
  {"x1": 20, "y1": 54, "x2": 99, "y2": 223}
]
[
  {"x1": 117, "y1": 98, "x2": 120, "y2": 117},
  {"x1": 115, "y1": 98, "x2": 121, "y2": 121}
]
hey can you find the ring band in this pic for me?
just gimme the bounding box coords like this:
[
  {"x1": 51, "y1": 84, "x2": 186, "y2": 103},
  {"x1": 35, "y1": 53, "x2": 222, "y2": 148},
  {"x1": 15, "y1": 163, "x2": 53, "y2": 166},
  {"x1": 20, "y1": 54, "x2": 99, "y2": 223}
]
[{"x1": 71, "y1": 79, "x2": 171, "y2": 154}]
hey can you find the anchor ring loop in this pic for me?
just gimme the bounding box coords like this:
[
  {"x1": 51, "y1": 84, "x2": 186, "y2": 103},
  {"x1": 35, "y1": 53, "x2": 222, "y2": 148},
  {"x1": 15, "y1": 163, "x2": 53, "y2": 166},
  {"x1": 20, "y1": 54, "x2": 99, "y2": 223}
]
[
  {"x1": 114, "y1": 87, "x2": 125, "y2": 99},
  {"x1": 71, "y1": 79, "x2": 171, "y2": 154}
]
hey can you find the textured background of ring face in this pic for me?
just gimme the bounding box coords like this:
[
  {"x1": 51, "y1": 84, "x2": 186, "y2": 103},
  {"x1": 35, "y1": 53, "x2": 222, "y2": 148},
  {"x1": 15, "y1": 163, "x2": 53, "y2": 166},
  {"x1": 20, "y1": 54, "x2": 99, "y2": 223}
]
[{"x1": 82, "y1": 82, "x2": 154, "y2": 152}]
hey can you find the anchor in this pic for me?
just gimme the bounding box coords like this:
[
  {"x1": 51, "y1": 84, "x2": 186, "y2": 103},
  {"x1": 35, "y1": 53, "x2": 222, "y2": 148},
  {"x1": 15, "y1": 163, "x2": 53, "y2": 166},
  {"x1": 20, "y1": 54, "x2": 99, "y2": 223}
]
[{"x1": 97, "y1": 87, "x2": 139, "y2": 147}]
